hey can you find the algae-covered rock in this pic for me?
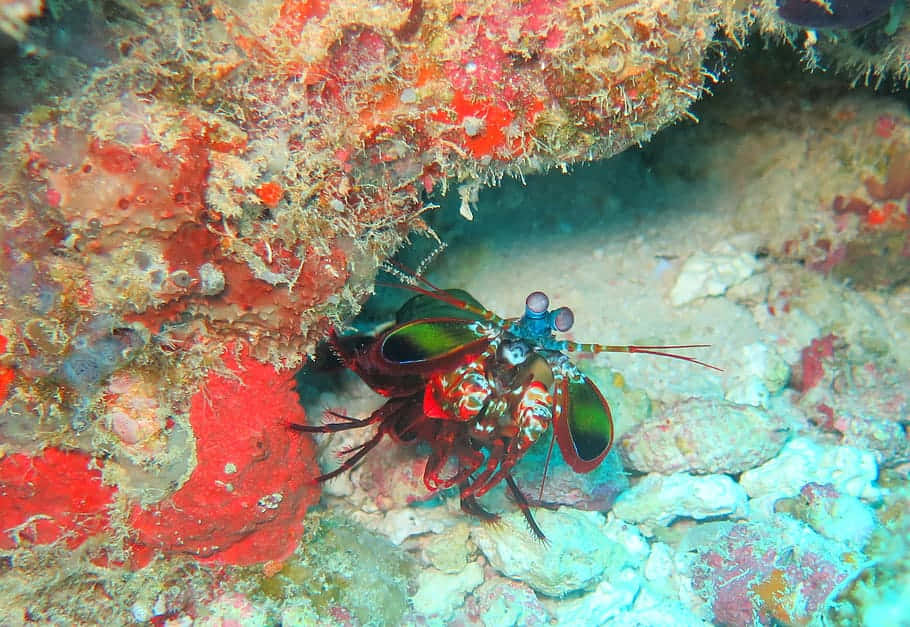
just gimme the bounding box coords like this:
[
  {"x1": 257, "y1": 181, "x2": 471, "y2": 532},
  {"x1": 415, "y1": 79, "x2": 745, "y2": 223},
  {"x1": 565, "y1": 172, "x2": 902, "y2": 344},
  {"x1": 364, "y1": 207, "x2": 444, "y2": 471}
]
[
  {"x1": 423, "y1": 522, "x2": 473, "y2": 574},
  {"x1": 258, "y1": 513, "x2": 417, "y2": 626},
  {"x1": 620, "y1": 398, "x2": 789, "y2": 475}
]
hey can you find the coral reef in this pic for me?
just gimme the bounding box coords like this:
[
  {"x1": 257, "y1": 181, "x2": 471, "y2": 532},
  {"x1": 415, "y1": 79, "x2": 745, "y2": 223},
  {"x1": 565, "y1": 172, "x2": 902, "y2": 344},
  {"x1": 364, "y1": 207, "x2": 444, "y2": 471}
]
[
  {"x1": 0, "y1": 0, "x2": 738, "y2": 615},
  {"x1": 2, "y1": 0, "x2": 909, "y2": 623},
  {"x1": 0, "y1": 345, "x2": 320, "y2": 620},
  {"x1": 0, "y1": 0, "x2": 726, "y2": 398},
  {"x1": 277, "y1": 67, "x2": 907, "y2": 623},
  {"x1": 0, "y1": 0, "x2": 733, "y2": 599}
]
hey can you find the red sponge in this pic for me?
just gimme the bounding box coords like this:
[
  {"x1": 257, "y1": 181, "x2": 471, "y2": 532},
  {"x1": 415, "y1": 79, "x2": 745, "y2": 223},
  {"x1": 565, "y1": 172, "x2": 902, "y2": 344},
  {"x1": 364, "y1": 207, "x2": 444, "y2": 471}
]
[
  {"x1": 129, "y1": 349, "x2": 320, "y2": 566},
  {"x1": 0, "y1": 447, "x2": 116, "y2": 550}
]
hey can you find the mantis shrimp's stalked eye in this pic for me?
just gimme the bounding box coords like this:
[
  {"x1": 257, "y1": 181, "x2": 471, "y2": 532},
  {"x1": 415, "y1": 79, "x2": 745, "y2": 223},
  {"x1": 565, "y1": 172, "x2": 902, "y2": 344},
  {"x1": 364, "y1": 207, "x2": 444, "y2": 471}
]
[
  {"x1": 525, "y1": 291, "x2": 549, "y2": 315},
  {"x1": 551, "y1": 307, "x2": 574, "y2": 333}
]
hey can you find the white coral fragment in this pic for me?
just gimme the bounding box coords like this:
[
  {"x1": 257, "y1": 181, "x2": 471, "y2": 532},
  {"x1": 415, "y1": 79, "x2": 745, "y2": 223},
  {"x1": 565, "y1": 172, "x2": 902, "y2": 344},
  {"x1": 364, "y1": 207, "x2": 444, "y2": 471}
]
[
  {"x1": 411, "y1": 562, "x2": 483, "y2": 621},
  {"x1": 471, "y1": 508, "x2": 644, "y2": 597},
  {"x1": 670, "y1": 244, "x2": 760, "y2": 306},
  {"x1": 613, "y1": 472, "x2": 748, "y2": 529},
  {"x1": 739, "y1": 437, "x2": 880, "y2": 512}
]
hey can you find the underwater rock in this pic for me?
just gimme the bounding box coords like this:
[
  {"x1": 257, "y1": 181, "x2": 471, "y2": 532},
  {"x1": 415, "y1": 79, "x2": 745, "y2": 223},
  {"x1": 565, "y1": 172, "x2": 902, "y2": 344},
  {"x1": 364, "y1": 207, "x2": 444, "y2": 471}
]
[
  {"x1": 97, "y1": 371, "x2": 196, "y2": 505},
  {"x1": 58, "y1": 328, "x2": 144, "y2": 390},
  {"x1": 777, "y1": 0, "x2": 893, "y2": 30},
  {"x1": 775, "y1": 482, "x2": 876, "y2": 550},
  {"x1": 725, "y1": 272, "x2": 771, "y2": 308},
  {"x1": 641, "y1": 540, "x2": 704, "y2": 616},
  {"x1": 259, "y1": 513, "x2": 417, "y2": 626},
  {"x1": 411, "y1": 562, "x2": 484, "y2": 623},
  {"x1": 510, "y1": 368, "x2": 636, "y2": 511},
  {"x1": 277, "y1": 604, "x2": 323, "y2": 627},
  {"x1": 723, "y1": 342, "x2": 791, "y2": 407},
  {"x1": 670, "y1": 244, "x2": 761, "y2": 306},
  {"x1": 471, "y1": 509, "x2": 647, "y2": 597},
  {"x1": 463, "y1": 577, "x2": 551, "y2": 626},
  {"x1": 613, "y1": 472, "x2": 749, "y2": 529},
  {"x1": 362, "y1": 506, "x2": 452, "y2": 546},
  {"x1": 833, "y1": 414, "x2": 910, "y2": 468},
  {"x1": 346, "y1": 436, "x2": 439, "y2": 513},
  {"x1": 792, "y1": 334, "x2": 840, "y2": 395},
  {"x1": 824, "y1": 483, "x2": 910, "y2": 625},
  {"x1": 0, "y1": 0, "x2": 745, "y2": 605},
  {"x1": 193, "y1": 593, "x2": 268, "y2": 627},
  {"x1": 512, "y1": 446, "x2": 629, "y2": 512},
  {"x1": 0, "y1": 0, "x2": 729, "y2": 438},
  {"x1": 609, "y1": 583, "x2": 711, "y2": 627},
  {"x1": 739, "y1": 437, "x2": 880, "y2": 514},
  {"x1": 620, "y1": 398, "x2": 789, "y2": 475},
  {"x1": 792, "y1": 336, "x2": 910, "y2": 467},
  {"x1": 830, "y1": 228, "x2": 910, "y2": 289},
  {"x1": 544, "y1": 567, "x2": 643, "y2": 624},
  {"x1": 423, "y1": 523, "x2": 473, "y2": 574},
  {"x1": 689, "y1": 518, "x2": 856, "y2": 627},
  {"x1": 547, "y1": 571, "x2": 710, "y2": 627},
  {"x1": 643, "y1": 541, "x2": 677, "y2": 588}
]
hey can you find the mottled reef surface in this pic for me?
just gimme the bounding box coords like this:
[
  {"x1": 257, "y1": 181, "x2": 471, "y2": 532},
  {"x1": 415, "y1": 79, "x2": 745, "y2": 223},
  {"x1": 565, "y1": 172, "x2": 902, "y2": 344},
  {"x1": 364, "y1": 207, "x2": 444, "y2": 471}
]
[{"x1": 1, "y1": 1, "x2": 909, "y2": 625}]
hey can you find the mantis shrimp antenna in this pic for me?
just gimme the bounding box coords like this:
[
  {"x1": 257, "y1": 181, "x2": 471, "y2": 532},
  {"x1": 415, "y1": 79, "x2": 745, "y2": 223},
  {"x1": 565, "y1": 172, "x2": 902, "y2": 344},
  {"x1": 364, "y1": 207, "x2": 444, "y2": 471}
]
[
  {"x1": 569, "y1": 342, "x2": 723, "y2": 371},
  {"x1": 377, "y1": 260, "x2": 508, "y2": 325}
]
